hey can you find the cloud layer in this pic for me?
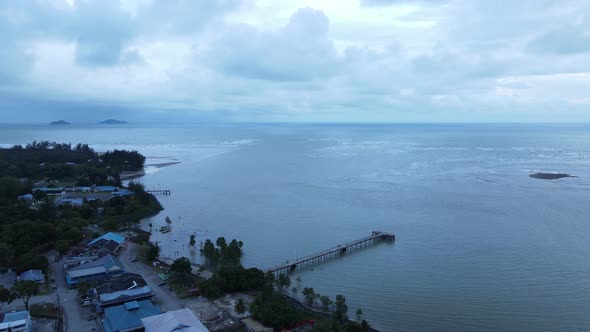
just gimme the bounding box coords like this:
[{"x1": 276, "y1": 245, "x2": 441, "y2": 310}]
[{"x1": 1, "y1": 0, "x2": 590, "y2": 123}]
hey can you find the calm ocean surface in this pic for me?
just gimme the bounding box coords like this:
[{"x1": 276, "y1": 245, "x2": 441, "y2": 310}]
[{"x1": 2, "y1": 123, "x2": 590, "y2": 331}]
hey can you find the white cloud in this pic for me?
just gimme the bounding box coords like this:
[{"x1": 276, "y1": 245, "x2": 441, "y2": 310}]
[{"x1": 1, "y1": 0, "x2": 590, "y2": 122}]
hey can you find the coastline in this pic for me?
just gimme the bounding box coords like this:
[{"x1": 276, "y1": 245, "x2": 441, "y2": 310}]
[{"x1": 121, "y1": 160, "x2": 181, "y2": 180}]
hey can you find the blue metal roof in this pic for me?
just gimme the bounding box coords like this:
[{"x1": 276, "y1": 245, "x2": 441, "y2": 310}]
[
  {"x1": 95, "y1": 186, "x2": 118, "y2": 192},
  {"x1": 103, "y1": 300, "x2": 160, "y2": 332},
  {"x1": 88, "y1": 232, "x2": 125, "y2": 246},
  {"x1": 19, "y1": 269, "x2": 44, "y2": 282},
  {"x1": 2, "y1": 310, "x2": 28, "y2": 323}
]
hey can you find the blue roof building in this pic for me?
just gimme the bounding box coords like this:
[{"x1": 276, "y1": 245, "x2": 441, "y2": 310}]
[
  {"x1": 56, "y1": 197, "x2": 84, "y2": 206},
  {"x1": 0, "y1": 310, "x2": 31, "y2": 332},
  {"x1": 18, "y1": 270, "x2": 45, "y2": 284},
  {"x1": 94, "y1": 186, "x2": 119, "y2": 192},
  {"x1": 102, "y1": 300, "x2": 160, "y2": 332},
  {"x1": 66, "y1": 254, "x2": 124, "y2": 286},
  {"x1": 111, "y1": 189, "x2": 134, "y2": 197},
  {"x1": 88, "y1": 232, "x2": 125, "y2": 247}
]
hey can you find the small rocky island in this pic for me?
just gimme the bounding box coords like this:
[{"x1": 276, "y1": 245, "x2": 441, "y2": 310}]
[
  {"x1": 99, "y1": 119, "x2": 128, "y2": 124},
  {"x1": 529, "y1": 172, "x2": 576, "y2": 180},
  {"x1": 50, "y1": 120, "x2": 71, "y2": 125}
]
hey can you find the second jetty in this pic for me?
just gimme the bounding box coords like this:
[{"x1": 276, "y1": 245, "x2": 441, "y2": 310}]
[{"x1": 267, "y1": 231, "x2": 395, "y2": 275}]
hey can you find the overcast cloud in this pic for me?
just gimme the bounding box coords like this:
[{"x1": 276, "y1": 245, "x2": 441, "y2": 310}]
[{"x1": 1, "y1": 0, "x2": 589, "y2": 123}]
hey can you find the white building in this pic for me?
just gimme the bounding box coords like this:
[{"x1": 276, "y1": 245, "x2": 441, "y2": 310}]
[{"x1": 141, "y1": 308, "x2": 209, "y2": 332}]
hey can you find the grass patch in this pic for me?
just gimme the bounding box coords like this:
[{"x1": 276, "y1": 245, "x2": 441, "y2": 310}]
[{"x1": 30, "y1": 303, "x2": 58, "y2": 319}]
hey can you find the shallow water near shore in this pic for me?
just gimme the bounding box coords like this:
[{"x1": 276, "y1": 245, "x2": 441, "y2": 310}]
[{"x1": 2, "y1": 123, "x2": 590, "y2": 331}]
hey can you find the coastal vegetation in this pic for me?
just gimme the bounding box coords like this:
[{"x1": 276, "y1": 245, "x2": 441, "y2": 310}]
[
  {"x1": 0, "y1": 142, "x2": 158, "y2": 273},
  {"x1": 250, "y1": 274, "x2": 372, "y2": 332},
  {"x1": 11, "y1": 280, "x2": 40, "y2": 311},
  {"x1": 194, "y1": 237, "x2": 265, "y2": 297},
  {"x1": 200, "y1": 236, "x2": 244, "y2": 268},
  {"x1": 191, "y1": 237, "x2": 372, "y2": 331},
  {"x1": 0, "y1": 286, "x2": 14, "y2": 312},
  {"x1": 0, "y1": 141, "x2": 144, "y2": 182}
]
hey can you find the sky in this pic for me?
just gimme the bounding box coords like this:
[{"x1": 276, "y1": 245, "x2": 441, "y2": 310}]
[{"x1": 1, "y1": 0, "x2": 590, "y2": 123}]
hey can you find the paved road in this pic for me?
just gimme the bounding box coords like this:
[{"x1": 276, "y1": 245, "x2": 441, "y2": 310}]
[
  {"x1": 1, "y1": 254, "x2": 99, "y2": 331},
  {"x1": 118, "y1": 242, "x2": 183, "y2": 312},
  {"x1": 50, "y1": 253, "x2": 99, "y2": 332},
  {"x1": 119, "y1": 241, "x2": 220, "y2": 319}
]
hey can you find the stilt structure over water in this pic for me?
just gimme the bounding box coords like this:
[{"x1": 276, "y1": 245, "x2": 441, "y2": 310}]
[
  {"x1": 147, "y1": 189, "x2": 171, "y2": 195},
  {"x1": 267, "y1": 231, "x2": 395, "y2": 275}
]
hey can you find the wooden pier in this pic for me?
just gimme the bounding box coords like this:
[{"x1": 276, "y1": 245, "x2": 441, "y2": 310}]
[
  {"x1": 267, "y1": 231, "x2": 395, "y2": 275},
  {"x1": 147, "y1": 189, "x2": 171, "y2": 195}
]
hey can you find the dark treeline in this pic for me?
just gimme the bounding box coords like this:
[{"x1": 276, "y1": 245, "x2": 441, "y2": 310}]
[
  {"x1": 0, "y1": 141, "x2": 144, "y2": 182},
  {"x1": 0, "y1": 142, "x2": 159, "y2": 274}
]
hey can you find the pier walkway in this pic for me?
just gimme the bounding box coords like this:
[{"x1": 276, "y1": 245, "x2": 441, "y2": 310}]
[
  {"x1": 147, "y1": 189, "x2": 171, "y2": 195},
  {"x1": 267, "y1": 231, "x2": 395, "y2": 275}
]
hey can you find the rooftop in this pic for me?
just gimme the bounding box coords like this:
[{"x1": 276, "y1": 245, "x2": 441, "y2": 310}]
[
  {"x1": 88, "y1": 232, "x2": 125, "y2": 247},
  {"x1": 0, "y1": 310, "x2": 29, "y2": 330},
  {"x1": 141, "y1": 308, "x2": 209, "y2": 332},
  {"x1": 66, "y1": 254, "x2": 124, "y2": 283},
  {"x1": 102, "y1": 300, "x2": 160, "y2": 332},
  {"x1": 18, "y1": 269, "x2": 44, "y2": 282},
  {"x1": 2, "y1": 310, "x2": 28, "y2": 323},
  {"x1": 99, "y1": 286, "x2": 153, "y2": 306},
  {"x1": 94, "y1": 273, "x2": 147, "y2": 294}
]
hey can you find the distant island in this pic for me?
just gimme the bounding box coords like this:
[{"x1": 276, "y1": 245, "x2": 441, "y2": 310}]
[
  {"x1": 49, "y1": 120, "x2": 71, "y2": 125},
  {"x1": 99, "y1": 119, "x2": 128, "y2": 124},
  {"x1": 529, "y1": 172, "x2": 576, "y2": 180}
]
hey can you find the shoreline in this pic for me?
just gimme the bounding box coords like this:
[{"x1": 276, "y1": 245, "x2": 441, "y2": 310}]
[{"x1": 121, "y1": 161, "x2": 181, "y2": 180}]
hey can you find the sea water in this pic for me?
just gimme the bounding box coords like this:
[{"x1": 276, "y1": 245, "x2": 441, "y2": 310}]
[{"x1": 2, "y1": 123, "x2": 590, "y2": 331}]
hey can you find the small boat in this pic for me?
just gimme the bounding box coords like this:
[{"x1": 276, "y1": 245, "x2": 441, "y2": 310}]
[{"x1": 160, "y1": 225, "x2": 171, "y2": 233}]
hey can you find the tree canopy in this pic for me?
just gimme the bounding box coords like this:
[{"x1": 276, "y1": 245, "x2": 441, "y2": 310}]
[
  {"x1": 12, "y1": 280, "x2": 39, "y2": 310},
  {"x1": 200, "y1": 237, "x2": 243, "y2": 268}
]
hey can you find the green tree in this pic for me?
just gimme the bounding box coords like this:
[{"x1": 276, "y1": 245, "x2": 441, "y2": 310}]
[
  {"x1": 147, "y1": 244, "x2": 160, "y2": 262},
  {"x1": 320, "y1": 295, "x2": 333, "y2": 312},
  {"x1": 0, "y1": 243, "x2": 14, "y2": 267},
  {"x1": 224, "y1": 239, "x2": 243, "y2": 265},
  {"x1": 77, "y1": 282, "x2": 91, "y2": 297},
  {"x1": 302, "y1": 287, "x2": 316, "y2": 306},
  {"x1": 133, "y1": 232, "x2": 150, "y2": 244},
  {"x1": 335, "y1": 294, "x2": 348, "y2": 321},
  {"x1": 361, "y1": 320, "x2": 370, "y2": 330},
  {"x1": 216, "y1": 237, "x2": 228, "y2": 252},
  {"x1": 12, "y1": 280, "x2": 39, "y2": 310},
  {"x1": 0, "y1": 286, "x2": 14, "y2": 312},
  {"x1": 356, "y1": 308, "x2": 363, "y2": 322},
  {"x1": 291, "y1": 286, "x2": 298, "y2": 298},
  {"x1": 200, "y1": 239, "x2": 219, "y2": 266},
  {"x1": 170, "y1": 257, "x2": 193, "y2": 287},
  {"x1": 234, "y1": 299, "x2": 246, "y2": 315},
  {"x1": 170, "y1": 257, "x2": 192, "y2": 274}
]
